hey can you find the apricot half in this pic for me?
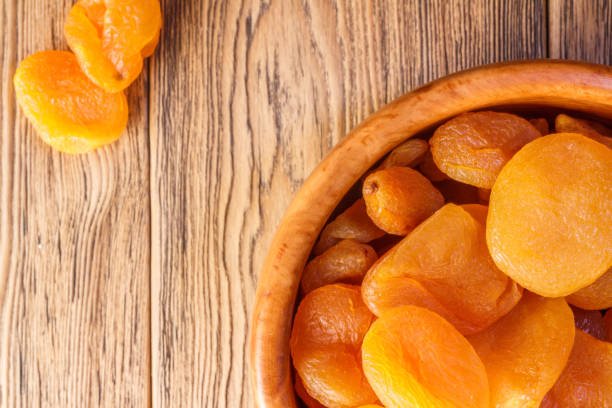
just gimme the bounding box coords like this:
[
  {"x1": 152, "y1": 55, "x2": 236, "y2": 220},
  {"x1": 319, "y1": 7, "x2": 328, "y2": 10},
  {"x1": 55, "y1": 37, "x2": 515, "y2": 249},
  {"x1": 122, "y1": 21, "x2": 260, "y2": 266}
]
[
  {"x1": 13, "y1": 51, "x2": 128, "y2": 153},
  {"x1": 362, "y1": 305, "x2": 489, "y2": 408},
  {"x1": 290, "y1": 284, "x2": 377, "y2": 407},
  {"x1": 567, "y1": 268, "x2": 612, "y2": 310},
  {"x1": 487, "y1": 133, "x2": 612, "y2": 297},
  {"x1": 468, "y1": 293, "x2": 575, "y2": 407}
]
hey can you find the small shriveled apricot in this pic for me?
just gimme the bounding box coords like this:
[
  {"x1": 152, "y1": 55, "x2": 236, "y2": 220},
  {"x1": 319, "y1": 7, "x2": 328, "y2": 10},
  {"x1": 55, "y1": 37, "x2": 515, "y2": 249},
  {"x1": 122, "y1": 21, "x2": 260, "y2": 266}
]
[
  {"x1": 541, "y1": 330, "x2": 612, "y2": 407},
  {"x1": 555, "y1": 113, "x2": 612, "y2": 148},
  {"x1": 313, "y1": 199, "x2": 384, "y2": 255},
  {"x1": 430, "y1": 111, "x2": 541, "y2": 188},
  {"x1": 379, "y1": 138, "x2": 429, "y2": 169},
  {"x1": 295, "y1": 375, "x2": 325, "y2": 408},
  {"x1": 362, "y1": 167, "x2": 444, "y2": 235},
  {"x1": 290, "y1": 284, "x2": 377, "y2": 407},
  {"x1": 14, "y1": 51, "x2": 128, "y2": 153},
  {"x1": 65, "y1": 0, "x2": 162, "y2": 92},
  {"x1": 362, "y1": 305, "x2": 489, "y2": 408},
  {"x1": 487, "y1": 133, "x2": 612, "y2": 297},
  {"x1": 418, "y1": 151, "x2": 448, "y2": 181},
  {"x1": 434, "y1": 179, "x2": 479, "y2": 204},
  {"x1": 362, "y1": 203, "x2": 522, "y2": 334},
  {"x1": 468, "y1": 293, "x2": 575, "y2": 407},
  {"x1": 301, "y1": 239, "x2": 377, "y2": 295},
  {"x1": 567, "y1": 268, "x2": 612, "y2": 310},
  {"x1": 529, "y1": 117, "x2": 549, "y2": 135},
  {"x1": 572, "y1": 307, "x2": 606, "y2": 340}
]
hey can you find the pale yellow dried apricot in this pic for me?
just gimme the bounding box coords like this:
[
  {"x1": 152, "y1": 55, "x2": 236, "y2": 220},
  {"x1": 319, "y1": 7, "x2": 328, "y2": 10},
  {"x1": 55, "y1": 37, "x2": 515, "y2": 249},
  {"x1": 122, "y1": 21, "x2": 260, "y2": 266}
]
[
  {"x1": 301, "y1": 239, "x2": 377, "y2": 295},
  {"x1": 362, "y1": 167, "x2": 444, "y2": 235},
  {"x1": 487, "y1": 133, "x2": 612, "y2": 297},
  {"x1": 468, "y1": 293, "x2": 575, "y2": 407},
  {"x1": 290, "y1": 284, "x2": 377, "y2": 407},
  {"x1": 541, "y1": 330, "x2": 612, "y2": 407},
  {"x1": 65, "y1": 0, "x2": 162, "y2": 92},
  {"x1": 362, "y1": 305, "x2": 489, "y2": 408},
  {"x1": 430, "y1": 111, "x2": 541, "y2": 188},
  {"x1": 14, "y1": 51, "x2": 128, "y2": 153},
  {"x1": 362, "y1": 203, "x2": 522, "y2": 334}
]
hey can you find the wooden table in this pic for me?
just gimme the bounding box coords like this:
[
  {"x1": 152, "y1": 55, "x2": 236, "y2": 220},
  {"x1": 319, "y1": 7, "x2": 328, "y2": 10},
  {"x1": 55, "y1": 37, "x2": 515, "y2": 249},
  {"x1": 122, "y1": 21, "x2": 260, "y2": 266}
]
[{"x1": 0, "y1": 1, "x2": 610, "y2": 406}]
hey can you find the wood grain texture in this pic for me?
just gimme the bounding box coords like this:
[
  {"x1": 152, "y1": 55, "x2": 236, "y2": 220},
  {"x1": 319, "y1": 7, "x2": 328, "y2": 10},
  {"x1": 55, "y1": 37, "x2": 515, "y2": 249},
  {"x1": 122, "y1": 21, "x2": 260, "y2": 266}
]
[
  {"x1": 0, "y1": 1, "x2": 150, "y2": 406},
  {"x1": 150, "y1": 1, "x2": 546, "y2": 406},
  {"x1": 549, "y1": 0, "x2": 612, "y2": 64}
]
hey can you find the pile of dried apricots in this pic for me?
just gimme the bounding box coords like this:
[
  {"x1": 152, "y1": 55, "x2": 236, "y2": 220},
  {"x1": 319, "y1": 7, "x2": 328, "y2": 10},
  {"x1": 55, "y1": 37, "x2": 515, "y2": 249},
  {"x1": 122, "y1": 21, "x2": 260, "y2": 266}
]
[
  {"x1": 291, "y1": 112, "x2": 612, "y2": 408},
  {"x1": 13, "y1": 0, "x2": 162, "y2": 154}
]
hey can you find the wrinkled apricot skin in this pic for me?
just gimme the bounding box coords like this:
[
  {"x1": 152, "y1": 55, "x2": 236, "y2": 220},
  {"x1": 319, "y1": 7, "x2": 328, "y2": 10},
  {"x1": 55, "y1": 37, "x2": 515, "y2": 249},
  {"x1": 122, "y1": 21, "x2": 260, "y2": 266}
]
[
  {"x1": 362, "y1": 167, "x2": 444, "y2": 235},
  {"x1": 290, "y1": 284, "x2": 377, "y2": 408},
  {"x1": 487, "y1": 133, "x2": 612, "y2": 297},
  {"x1": 362, "y1": 305, "x2": 489, "y2": 408},
  {"x1": 65, "y1": 0, "x2": 162, "y2": 92},
  {"x1": 567, "y1": 268, "x2": 612, "y2": 310},
  {"x1": 430, "y1": 111, "x2": 541, "y2": 188},
  {"x1": 468, "y1": 293, "x2": 575, "y2": 407},
  {"x1": 362, "y1": 203, "x2": 522, "y2": 334},
  {"x1": 300, "y1": 239, "x2": 377, "y2": 295},
  {"x1": 314, "y1": 199, "x2": 384, "y2": 255},
  {"x1": 555, "y1": 113, "x2": 612, "y2": 148},
  {"x1": 379, "y1": 138, "x2": 429, "y2": 169},
  {"x1": 13, "y1": 51, "x2": 128, "y2": 154},
  {"x1": 541, "y1": 330, "x2": 612, "y2": 407},
  {"x1": 572, "y1": 307, "x2": 606, "y2": 340}
]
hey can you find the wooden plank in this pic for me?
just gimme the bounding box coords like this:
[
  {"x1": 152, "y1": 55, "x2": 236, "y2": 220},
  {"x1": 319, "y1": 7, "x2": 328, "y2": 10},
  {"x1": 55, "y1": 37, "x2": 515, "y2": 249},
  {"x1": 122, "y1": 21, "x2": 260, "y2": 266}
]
[
  {"x1": 549, "y1": 0, "x2": 612, "y2": 64},
  {"x1": 149, "y1": 0, "x2": 546, "y2": 406},
  {"x1": 0, "y1": 0, "x2": 151, "y2": 406}
]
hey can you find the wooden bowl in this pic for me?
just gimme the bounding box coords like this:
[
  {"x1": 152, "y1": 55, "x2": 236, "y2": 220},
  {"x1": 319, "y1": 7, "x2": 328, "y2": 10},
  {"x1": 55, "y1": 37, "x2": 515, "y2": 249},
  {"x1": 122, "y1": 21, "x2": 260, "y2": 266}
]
[{"x1": 249, "y1": 60, "x2": 612, "y2": 408}]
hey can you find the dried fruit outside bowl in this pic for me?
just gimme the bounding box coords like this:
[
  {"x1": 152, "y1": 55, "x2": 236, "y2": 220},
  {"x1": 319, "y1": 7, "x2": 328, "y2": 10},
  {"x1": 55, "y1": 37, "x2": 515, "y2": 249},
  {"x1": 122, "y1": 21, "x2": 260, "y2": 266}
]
[{"x1": 249, "y1": 60, "x2": 612, "y2": 408}]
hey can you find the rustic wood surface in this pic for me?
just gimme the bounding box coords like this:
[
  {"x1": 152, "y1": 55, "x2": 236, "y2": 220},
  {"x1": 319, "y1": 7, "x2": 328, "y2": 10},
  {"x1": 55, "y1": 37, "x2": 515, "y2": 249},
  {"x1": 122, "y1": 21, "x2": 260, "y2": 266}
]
[{"x1": 0, "y1": 0, "x2": 609, "y2": 407}]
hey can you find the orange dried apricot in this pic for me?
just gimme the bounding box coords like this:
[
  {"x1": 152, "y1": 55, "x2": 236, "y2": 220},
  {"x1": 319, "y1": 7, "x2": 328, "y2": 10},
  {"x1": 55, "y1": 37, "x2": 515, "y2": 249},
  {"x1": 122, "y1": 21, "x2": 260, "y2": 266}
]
[
  {"x1": 418, "y1": 151, "x2": 448, "y2": 181},
  {"x1": 362, "y1": 305, "x2": 489, "y2": 408},
  {"x1": 434, "y1": 179, "x2": 479, "y2": 204},
  {"x1": 430, "y1": 111, "x2": 541, "y2": 188},
  {"x1": 362, "y1": 167, "x2": 444, "y2": 235},
  {"x1": 477, "y1": 188, "x2": 490, "y2": 203},
  {"x1": 362, "y1": 203, "x2": 522, "y2": 334},
  {"x1": 541, "y1": 330, "x2": 612, "y2": 407},
  {"x1": 529, "y1": 117, "x2": 549, "y2": 135},
  {"x1": 13, "y1": 51, "x2": 128, "y2": 154},
  {"x1": 379, "y1": 138, "x2": 429, "y2": 169},
  {"x1": 555, "y1": 113, "x2": 612, "y2": 148},
  {"x1": 468, "y1": 293, "x2": 575, "y2": 407},
  {"x1": 290, "y1": 284, "x2": 377, "y2": 407},
  {"x1": 295, "y1": 374, "x2": 325, "y2": 408},
  {"x1": 313, "y1": 199, "x2": 385, "y2": 255},
  {"x1": 65, "y1": 0, "x2": 162, "y2": 92},
  {"x1": 487, "y1": 133, "x2": 612, "y2": 297},
  {"x1": 572, "y1": 307, "x2": 606, "y2": 340},
  {"x1": 300, "y1": 239, "x2": 377, "y2": 295},
  {"x1": 567, "y1": 268, "x2": 612, "y2": 310}
]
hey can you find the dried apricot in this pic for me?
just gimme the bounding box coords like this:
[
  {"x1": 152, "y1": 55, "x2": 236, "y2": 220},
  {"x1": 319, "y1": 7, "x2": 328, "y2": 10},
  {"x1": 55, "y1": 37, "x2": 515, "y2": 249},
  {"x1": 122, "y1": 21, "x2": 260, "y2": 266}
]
[
  {"x1": 567, "y1": 268, "x2": 612, "y2": 310},
  {"x1": 555, "y1": 113, "x2": 612, "y2": 148},
  {"x1": 13, "y1": 51, "x2": 128, "y2": 154},
  {"x1": 430, "y1": 111, "x2": 541, "y2": 188},
  {"x1": 362, "y1": 305, "x2": 489, "y2": 408},
  {"x1": 572, "y1": 307, "x2": 606, "y2": 340},
  {"x1": 65, "y1": 0, "x2": 162, "y2": 92},
  {"x1": 362, "y1": 167, "x2": 444, "y2": 235},
  {"x1": 468, "y1": 293, "x2": 575, "y2": 407},
  {"x1": 487, "y1": 133, "x2": 612, "y2": 297},
  {"x1": 529, "y1": 117, "x2": 549, "y2": 135},
  {"x1": 362, "y1": 203, "x2": 522, "y2": 334},
  {"x1": 313, "y1": 199, "x2": 384, "y2": 255},
  {"x1": 434, "y1": 179, "x2": 479, "y2": 204},
  {"x1": 477, "y1": 188, "x2": 490, "y2": 203},
  {"x1": 300, "y1": 239, "x2": 377, "y2": 295},
  {"x1": 290, "y1": 284, "x2": 377, "y2": 407},
  {"x1": 605, "y1": 311, "x2": 612, "y2": 342},
  {"x1": 541, "y1": 330, "x2": 612, "y2": 407},
  {"x1": 379, "y1": 138, "x2": 429, "y2": 169},
  {"x1": 295, "y1": 374, "x2": 325, "y2": 408},
  {"x1": 418, "y1": 151, "x2": 448, "y2": 181}
]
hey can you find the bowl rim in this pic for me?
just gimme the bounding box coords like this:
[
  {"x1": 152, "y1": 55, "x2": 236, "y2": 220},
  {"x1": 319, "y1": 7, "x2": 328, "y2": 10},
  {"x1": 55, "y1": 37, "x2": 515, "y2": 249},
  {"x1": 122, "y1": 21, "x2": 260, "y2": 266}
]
[{"x1": 248, "y1": 59, "x2": 612, "y2": 408}]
